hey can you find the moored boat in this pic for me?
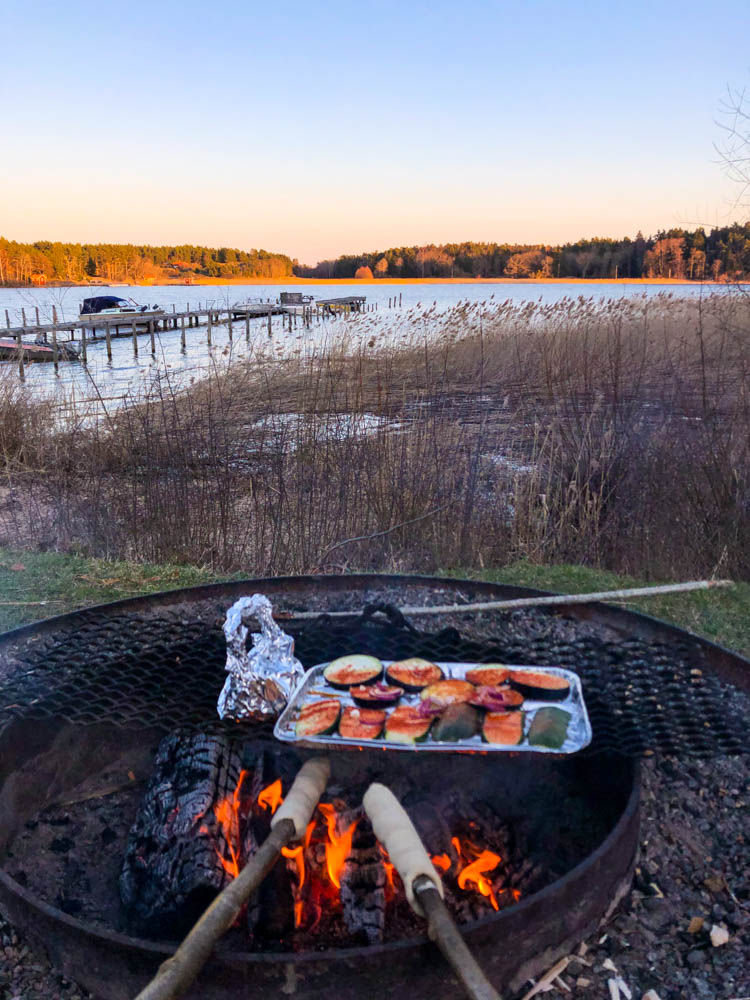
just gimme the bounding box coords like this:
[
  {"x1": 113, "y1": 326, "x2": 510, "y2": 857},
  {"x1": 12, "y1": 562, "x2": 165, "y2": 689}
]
[{"x1": 0, "y1": 339, "x2": 80, "y2": 362}]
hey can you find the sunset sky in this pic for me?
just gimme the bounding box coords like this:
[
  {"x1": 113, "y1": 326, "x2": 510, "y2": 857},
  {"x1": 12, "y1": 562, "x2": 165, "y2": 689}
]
[{"x1": 1, "y1": 0, "x2": 747, "y2": 264}]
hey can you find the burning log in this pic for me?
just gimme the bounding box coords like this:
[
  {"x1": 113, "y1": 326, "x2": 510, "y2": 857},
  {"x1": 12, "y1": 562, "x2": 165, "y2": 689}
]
[
  {"x1": 120, "y1": 730, "x2": 248, "y2": 938},
  {"x1": 135, "y1": 757, "x2": 330, "y2": 1000},
  {"x1": 338, "y1": 809, "x2": 387, "y2": 944}
]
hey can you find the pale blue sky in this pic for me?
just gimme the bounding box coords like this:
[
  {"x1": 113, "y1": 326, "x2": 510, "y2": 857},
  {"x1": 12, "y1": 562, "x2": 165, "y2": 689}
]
[{"x1": 0, "y1": 0, "x2": 747, "y2": 263}]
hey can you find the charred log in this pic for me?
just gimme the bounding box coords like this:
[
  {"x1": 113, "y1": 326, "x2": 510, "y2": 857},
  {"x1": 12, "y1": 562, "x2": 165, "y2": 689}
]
[
  {"x1": 339, "y1": 811, "x2": 386, "y2": 945},
  {"x1": 119, "y1": 730, "x2": 246, "y2": 938}
]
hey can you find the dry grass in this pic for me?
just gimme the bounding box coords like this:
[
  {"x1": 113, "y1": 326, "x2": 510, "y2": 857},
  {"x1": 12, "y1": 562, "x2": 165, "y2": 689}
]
[{"x1": 2, "y1": 290, "x2": 749, "y2": 580}]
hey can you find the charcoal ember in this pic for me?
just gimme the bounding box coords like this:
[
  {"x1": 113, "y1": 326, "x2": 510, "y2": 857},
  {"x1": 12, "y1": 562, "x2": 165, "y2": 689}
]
[
  {"x1": 407, "y1": 801, "x2": 457, "y2": 864},
  {"x1": 119, "y1": 729, "x2": 245, "y2": 938},
  {"x1": 254, "y1": 859, "x2": 295, "y2": 942},
  {"x1": 339, "y1": 812, "x2": 386, "y2": 944}
]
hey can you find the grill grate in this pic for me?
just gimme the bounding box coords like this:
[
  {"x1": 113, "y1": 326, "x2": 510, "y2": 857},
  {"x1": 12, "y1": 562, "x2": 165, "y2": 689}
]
[{"x1": 0, "y1": 603, "x2": 745, "y2": 757}]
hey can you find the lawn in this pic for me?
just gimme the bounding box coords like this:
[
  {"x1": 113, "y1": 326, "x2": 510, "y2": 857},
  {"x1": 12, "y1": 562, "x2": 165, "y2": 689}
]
[{"x1": 1, "y1": 548, "x2": 748, "y2": 659}]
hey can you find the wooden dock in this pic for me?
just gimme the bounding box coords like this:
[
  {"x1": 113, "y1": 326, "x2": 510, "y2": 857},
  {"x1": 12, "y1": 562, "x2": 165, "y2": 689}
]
[{"x1": 0, "y1": 292, "x2": 388, "y2": 378}]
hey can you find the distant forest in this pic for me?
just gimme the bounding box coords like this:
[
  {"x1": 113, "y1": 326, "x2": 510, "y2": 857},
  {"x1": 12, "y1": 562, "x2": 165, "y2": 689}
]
[
  {"x1": 0, "y1": 240, "x2": 294, "y2": 285},
  {"x1": 2, "y1": 224, "x2": 749, "y2": 286},
  {"x1": 296, "y1": 224, "x2": 750, "y2": 281}
]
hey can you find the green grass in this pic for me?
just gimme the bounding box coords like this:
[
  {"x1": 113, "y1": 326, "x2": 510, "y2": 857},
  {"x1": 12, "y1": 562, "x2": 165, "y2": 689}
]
[
  {"x1": 0, "y1": 548, "x2": 221, "y2": 632},
  {"x1": 1, "y1": 549, "x2": 748, "y2": 659}
]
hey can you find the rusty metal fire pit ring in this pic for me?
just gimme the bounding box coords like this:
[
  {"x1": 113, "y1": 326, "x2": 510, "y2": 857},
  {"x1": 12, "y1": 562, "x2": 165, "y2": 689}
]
[
  {"x1": 0, "y1": 756, "x2": 640, "y2": 1000},
  {"x1": 1, "y1": 573, "x2": 748, "y2": 999}
]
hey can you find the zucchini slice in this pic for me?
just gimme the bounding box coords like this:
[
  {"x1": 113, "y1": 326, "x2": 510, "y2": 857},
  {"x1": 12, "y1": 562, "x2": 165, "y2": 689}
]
[
  {"x1": 528, "y1": 707, "x2": 571, "y2": 748},
  {"x1": 510, "y1": 670, "x2": 571, "y2": 701},
  {"x1": 384, "y1": 706, "x2": 433, "y2": 745},
  {"x1": 465, "y1": 665, "x2": 511, "y2": 687},
  {"x1": 295, "y1": 699, "x2": 341, "y2": 738},
  {"x1": 385, "y1": 658, "x2": 444, "y2": 692},
  {"x1": 432, "y1": 704, "x2": 480, "y2": 742},
  {"x1": 469, "y1": 685, "x2": 524, "y2": 711},
  {"x1": 339, "y1": 706, "x2": 385, "y2": 741},
  {"x1": 482, "y1": 711, "x2": 524, "y2": 746},
  {"x1": 350, "y1": 682, "x2": 403, "y2": 709},
  {"x1": 323, "y1": 654, "x2": 383, "y2": 689},
  {"x1": 419, "y1": 679, "x2": 475, "y2": 710}
]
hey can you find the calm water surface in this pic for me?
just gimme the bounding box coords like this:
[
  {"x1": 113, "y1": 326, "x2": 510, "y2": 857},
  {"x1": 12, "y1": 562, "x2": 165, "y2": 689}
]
[{"x1": 0, "y1": 281, "x2": 735, "y2": 407}]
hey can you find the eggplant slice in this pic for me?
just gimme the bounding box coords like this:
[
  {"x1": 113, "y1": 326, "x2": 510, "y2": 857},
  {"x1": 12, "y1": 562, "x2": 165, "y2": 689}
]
[
  {"x1": 323, "y1": 654, "x2": 383, "y2": 689},
  {"x1": 386, "y1": 657, "x2": 444, "y2": 691}
]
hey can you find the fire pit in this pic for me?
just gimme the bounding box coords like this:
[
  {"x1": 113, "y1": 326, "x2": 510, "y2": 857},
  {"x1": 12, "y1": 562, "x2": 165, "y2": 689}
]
[{"x1": 0, "y1": 574, "x2": 746, "y2": 1000}]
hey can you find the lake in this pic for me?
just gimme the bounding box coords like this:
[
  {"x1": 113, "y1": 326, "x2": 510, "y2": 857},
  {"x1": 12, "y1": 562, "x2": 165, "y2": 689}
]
[{"x1": 0, "y1": 281, "x2": 737, "y2": 406}]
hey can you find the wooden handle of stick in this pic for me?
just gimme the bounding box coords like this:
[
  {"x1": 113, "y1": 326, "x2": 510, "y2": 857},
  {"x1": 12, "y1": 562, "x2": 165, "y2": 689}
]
[
  {"x1": 134, "y1": 757, "x2": 331, "y2": 1000},
  {"x1": 414, "y1": 876, "x2": 502, "y2": 1000}
]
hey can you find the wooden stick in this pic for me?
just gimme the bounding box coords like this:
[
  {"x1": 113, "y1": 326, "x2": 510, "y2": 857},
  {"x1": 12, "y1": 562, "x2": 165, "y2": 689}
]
[
  {"x1": 414, "y1": 876, "x2": 501, "y2": 1000},
  {"x1": 363, "y1": 783, "x2": 501, "y2": 1000},
  {"x1": 134, "y1": 818, "x2": 296, "y2": 1000},
  {"x1": 284, "y1": 579, "x2": 733, "y2": 620}
]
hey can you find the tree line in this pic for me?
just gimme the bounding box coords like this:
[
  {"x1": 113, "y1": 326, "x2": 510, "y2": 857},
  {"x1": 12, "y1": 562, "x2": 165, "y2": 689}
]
[
  {"x1": 0, "y1": 240, "x2": 295, "y2": 285},
  {"x1": 295, "y1": 224, "x2": 750, "y2": 281},
  {"x1": 3, "y1": 224, "x2": 749, "y2": 286}
]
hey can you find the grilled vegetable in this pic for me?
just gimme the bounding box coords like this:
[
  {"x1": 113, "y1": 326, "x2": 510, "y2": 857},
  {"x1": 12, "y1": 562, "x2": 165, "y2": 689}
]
[
  {"x1": 469, "y1": 685, "x2": 524, "y2": 711},
  {"x1": 528, "y1": 707, "x2": 571, "y2": 749},
  {"x1": 386, "y1": 658, "x2": 444, "y2": 692},
  {"x1": 465, "y1": 666, "x2": 511, "y2": 687},
  {"x1": 384, "y1": 706, "x2": 433, "y2": 745},
  {"x1": 323, "y1": 654, "x2": 383, "y2": 689},
  {"x1": 510, "y1": 670, "x2": 570, "y2": 701},
  {"x1": 339, "y1": 706, "x2": 385, "y2": 741},
  {"x1": 419, "y1": 679, "x2": 475, "y2": 710},
  {"x1": 432, "y1": 704, "x2": 480, "y2": 742},
  {"x1": 295, "y1": 699, "x2": 341, "y2": 738},
  {"x1": 350, "y1": 682, "x2": 403, "y2": 709},
  {"x1": 482, "y1": 711, "x2": 524, "y2": 746}
]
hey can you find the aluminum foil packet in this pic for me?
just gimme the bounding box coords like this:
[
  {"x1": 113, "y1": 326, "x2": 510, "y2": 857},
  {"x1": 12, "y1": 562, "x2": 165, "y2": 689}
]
[{"x1": 217, "y1": 594, "x2": 304, "y2": 721}]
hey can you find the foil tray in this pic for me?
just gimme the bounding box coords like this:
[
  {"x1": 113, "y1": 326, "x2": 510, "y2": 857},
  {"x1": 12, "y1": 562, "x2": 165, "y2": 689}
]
[{"x1": 274, "y1": 662, "x2": 592, "y2": 754}]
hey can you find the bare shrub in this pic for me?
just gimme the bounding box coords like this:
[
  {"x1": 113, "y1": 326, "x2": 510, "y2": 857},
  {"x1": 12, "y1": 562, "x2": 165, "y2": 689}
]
[{"x1": 3, "y1": 290, "x2": 749, "y2": 580}]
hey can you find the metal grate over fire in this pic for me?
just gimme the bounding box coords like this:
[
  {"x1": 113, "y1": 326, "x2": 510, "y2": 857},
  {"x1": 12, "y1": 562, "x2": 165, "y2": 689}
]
[{"x1": 0, "y1": 596, "x2": 745, "y2": 757}]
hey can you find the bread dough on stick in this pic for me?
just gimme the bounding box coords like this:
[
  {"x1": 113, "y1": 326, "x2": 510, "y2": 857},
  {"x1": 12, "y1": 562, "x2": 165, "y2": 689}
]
[
  {"x1": 363, "y1": 782, "x2": 443, "y2": 915},
  {"x1": 271, "y1": 757, "x2": 331, "y2": 839}
]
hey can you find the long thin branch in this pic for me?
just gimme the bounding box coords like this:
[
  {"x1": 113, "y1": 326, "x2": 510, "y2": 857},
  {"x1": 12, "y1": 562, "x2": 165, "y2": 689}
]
[{"x1": 282, "y1": 579, "x2": 733, "y2": 620}]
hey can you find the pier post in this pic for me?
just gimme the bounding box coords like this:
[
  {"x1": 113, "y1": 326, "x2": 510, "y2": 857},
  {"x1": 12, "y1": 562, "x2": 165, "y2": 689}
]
[
  {"x1": 399, "y1": 293, "x2": 402, "y2": 307},
  {"x1": 21, "y1": 308, "x2": 26, "y2": 327},
  {"x1": 267, "y1": 307, "x2": 272, "y2": 336},
  {"x1": 181, "y1": 315, "x2": 186, "y2": 351},
  {"x1": 132, "y1": 319, "x2": 138, "y2": 357},
  {"x1": 105, "y1": 322, "x2": 112, "y2": 362},
  {"x1": 51, "y1": 307, "x2": 59, "y2": 373},
  {"x1": 15, "y1": 330, "x2": 24, "y2": 381},
  {"x1": 245, "y1": 311, "x2": 250, "y2": 342},
  {"x1": 81, "y1": 325, "x2": 87, "y2": 363},
  {"x1": 4, "y1": 309, "x2": 9, "y2": 329},
  {"x1": 228, "y1": 309, "x2": 233, "y2": 341},
  {"x1": 35, "y1": 307, "x2": 40, "y2": 326},
  {"x1": 150, "y1": 320, "x2": 156, "y2": 355},
  {"x1": 207, "y1": 310, "x2": 212, "y2": 346}
]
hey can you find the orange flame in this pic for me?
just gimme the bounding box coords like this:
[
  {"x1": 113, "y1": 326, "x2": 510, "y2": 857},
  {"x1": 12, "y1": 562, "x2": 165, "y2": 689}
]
[
  {"x1": 281, "y1": 819, "x2": 316, "y2": 927},
  {"x1": 453, "y1": 837, "x2": 502, "y2": 911},
  {"x1": 257, "y1": 778, "x2": 283, "y2": 814},
  {"x1": 318, "y1": 803, "x2": 358, "y2": 889},
  {"x1": 211, "y1": 769, "x2": 249, "y2": 880},
  {"x1": 431, "y1": 853, "x2": 451, "y2": 873}
]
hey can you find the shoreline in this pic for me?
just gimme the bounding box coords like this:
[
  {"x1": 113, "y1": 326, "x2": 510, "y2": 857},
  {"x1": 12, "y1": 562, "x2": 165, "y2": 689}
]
[{"x1": 0, "y1": 277, "x2": 731, "y2": 289}]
